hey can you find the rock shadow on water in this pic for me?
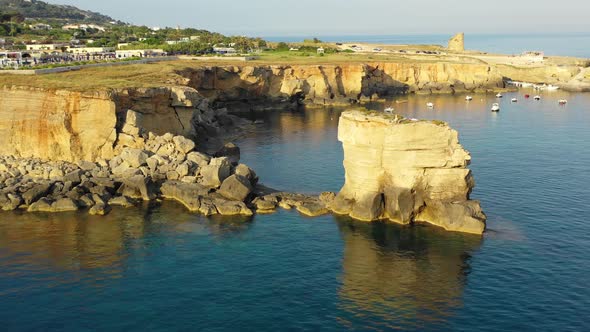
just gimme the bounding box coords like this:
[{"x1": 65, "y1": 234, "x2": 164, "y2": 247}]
[
  {"x1": 333, "y1": 215, "x2": 482, "y2": 330},
  {"x1": 0, "y1": 201, "x2": 254, "y2": 275}
]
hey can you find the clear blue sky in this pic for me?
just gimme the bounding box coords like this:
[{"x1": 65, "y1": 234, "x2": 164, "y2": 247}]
[{"x1": 47, "y1": 0, "x2": 590, "y2": 37}]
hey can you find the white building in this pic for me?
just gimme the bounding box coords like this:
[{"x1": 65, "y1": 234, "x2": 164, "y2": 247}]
[
  {"x1": 213, "y1": 47, "x2": 237, "y2": 55},
  {"x1": 521, "y1": 51, "x2": 544, "y2": 63},
  {"x1": 30, "y1": 23, "x2": 52, "y2": 31},
  {"x1": 115, "y1": 49, "x2": 166, "y2": 58},
  {"x1": 26, "y1": 43, "x2": 68, "y2": 51},
  {"x1": 70, "y1": 47, "x2": 115, "y2": 54}
]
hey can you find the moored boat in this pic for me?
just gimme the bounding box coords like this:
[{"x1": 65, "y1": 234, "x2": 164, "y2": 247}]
[
  {"x1": 496, "y1": 93, "x2": 503, "y2": 98},
  {"x1": 511, "y1": 98, "x2": 518, "y2": 102},
  {"x1": 558, "y1": 99, "x2": 568, "y2": 105},
  {"x1": 384, "y1": 107, "x2": 394, "y2": 113},
  {"x1": 426, "y1": 102, "x2": 434, "y2": 108},
  {"x1": 534, "y1": 95, "x2": 541, "y2": 100},
  {"x1": 465, "y1": 96, "x2": 473, "y2": 101},
  {"x1": 491, "y1": 103, "x2": 500, "y2": 112}
]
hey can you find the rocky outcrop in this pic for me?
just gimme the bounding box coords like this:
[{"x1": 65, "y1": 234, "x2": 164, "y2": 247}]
[
  {"x1": 0, "y1": 86, "x2": 249, "y2": 163},
  {"x1": 448, "y1": 33, "x2": 465, "y2": 52},
  {"x1": 330, "y1": 110, "x2": 486, "y2": 235},
  {"x1": 180, "y1": 62, "x2": 504, "y2": 106}
]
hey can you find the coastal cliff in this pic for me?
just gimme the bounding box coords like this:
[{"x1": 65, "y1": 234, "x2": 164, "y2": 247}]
[
  {"x1": 0, "y1": 86, "x2": 246, "y2": 162},
  {"x1": 330, "y1": 110, "x2": 486, "y2": 234},
  {"x1": 180, "y1": 62, "x2": 505, "y2": 106}
]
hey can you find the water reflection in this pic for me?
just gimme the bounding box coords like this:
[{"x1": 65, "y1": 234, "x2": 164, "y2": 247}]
[
  {"x1": 0, "y1": 202, "x2": 253, "y2": 275},
  {"x1": 335, "y1": 217, "x2": 482, "y2": 330}
]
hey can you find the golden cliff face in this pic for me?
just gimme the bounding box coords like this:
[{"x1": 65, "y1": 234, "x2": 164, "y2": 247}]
[
  {"x1": 0, "y1": 86, "x2": 207, "y2": 162},
  {"x1": 182, "y1": 62, "x2": 504, "y2": 104},
  {"x1": 0, "y1": 87, "x2": 117, "y2": 162},
  {"x1": 331, "y1": 110, "x2": 486, "y2": 235}
]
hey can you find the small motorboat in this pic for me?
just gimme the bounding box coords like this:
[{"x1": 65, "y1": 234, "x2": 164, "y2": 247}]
[
  {"x1": 558, "y1": 99, "x2": 568, "y2": 105},
  {"x1": 496, "y1": 93, "x2": 503, "y2": 98},
  {"x1": 511, "y1": 98, "x2": 518, "y2": 103},
  {"x1": 534, "y1": 95, "x2": 541, "y2": 100},
  {"x1": 525, "y1": 94, "x2": 530, "y2": 99},
  {"x1": 465, "y1": 96, "x2": 473, "y2": 101},
  {"x1": 384, "y1": 107, "x2": 395, "y2": 113},
  {"x1": 426, "y1": 102, "x2": 434, "y2": 108},
  {"x1": 491, "y1": 103, "x2": 500, "y2": 112}
]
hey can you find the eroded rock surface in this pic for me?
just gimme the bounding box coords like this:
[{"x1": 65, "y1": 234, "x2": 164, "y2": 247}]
[{"x1": 331, "y1": 110, "x2": 486, "y2": 234}]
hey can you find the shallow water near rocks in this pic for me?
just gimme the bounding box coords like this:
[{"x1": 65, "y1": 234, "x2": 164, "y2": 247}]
[{"x1": 1, "y1": 91, "x2": 590, "y2": 331}]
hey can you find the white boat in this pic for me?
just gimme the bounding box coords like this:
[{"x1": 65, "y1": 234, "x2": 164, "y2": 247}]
[
  {"x1": 491, "y1": 103, "x2": 500, "y2": 112},
  {"x1": 426, "y1": 102, "x2": 434, "y2": 108},
  {"x1": 547, "y1": 85, "x2": 560, "y2": 91},
  {"x1": 384, "y1": 107, "x2": 394, "y2": 113},
  {"x1": 465, "y1": 96, "x2": 473, "y2": 101},
  {"x1": 534, "y1": 95, "x2": 541, "y2": 100},
  {"x1": 558, "y1": 99, "x2": 568, "y2": 105},
  {"x1": 496, "y1": 93, "x2": 503, "y2": 98},
  {"x1": 511, "y1": 98, "x2": 518, "y2": 102}
]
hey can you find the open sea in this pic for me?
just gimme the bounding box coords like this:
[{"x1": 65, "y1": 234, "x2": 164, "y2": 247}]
[
  {"x1": 1, "y1": 34, "x2": 590, "y2": 331},
  {"x1": 265, "y1": 33, "x2": 590, "y2": 58}
]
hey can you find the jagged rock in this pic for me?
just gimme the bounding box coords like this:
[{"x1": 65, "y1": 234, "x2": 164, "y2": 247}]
[
  {"x1": 117, "y1": 175, "x2": 156, "y2": 201},
  {"x1": 22, "y1": 183, "x2": 52, "y2": 205},
  {"x1": 176, "y1": 162, "x2": 190, "y2": 178},
  {"x1": 160, "y1": 181, "x2": 209, "y2": 211},
  {"x1": 199, "y1": 157, "x2": 231, "y2": 188},
  {"x1": 78, "y1": 194, "x2": 95, "y2": 208},
  {"x1": 319, "y1": 192, "x2": 336, "y2": 208},
  {"x1": 186, "y1": 152, "x2": 210, "y2": 166},
  {"x1": 253, "y1": 197, "x2": 278, "y2": 212},
  {"x1": 214, "y1": 200, "x2": 253, "y2": 216},
  {"x1": 217, "y1": 175, "x2": 252, "y2": 201},
  {"x1": 122, "y1": 124, "x2": 141, "y2": 137},
  {"x1": 235, "y1": 164, "x2": 258, "y2": 185},
  {"x1": 109, "y1": 196, "x2": 136, "y2": 208},
  {"x1": 166, "y1": 171, "x2": 180, "y2": 181},
  {"x1": 215, "y1": 143, "x2": 240, "y2": 165},
  {"x1": 125, "y1": 110, "x2": 143, "y2": 127},
  {"x1": 89, "y1": 203, "x2": 110, "y2": 216},
  {"x1": 3, "y1": 193, "x2": 22, "y2": 211},
  {"x1": 77, "y1": 161, "x2": 97, "y2": 171},
  {"x1": 120, "y1": 148, "x2": 149, "y2": 168},
  {"x1": 51, "y1": 198, "x2": 79, "y2": 212},
  {"x1": 172, "y1": 136, "x2": 196, "y2": 154},
  {"x1": 27, "y1": 198, "x2": 53, "y2": 212},
  {"x1": 156, "y1": 143, "x2": 176, "y2": 157},
  {"x1": 62, "y1": 169, "x2": 83, "y2": 183},
  {"x1": 296, "y1": 202, "x2": 329, "y2": 217}
]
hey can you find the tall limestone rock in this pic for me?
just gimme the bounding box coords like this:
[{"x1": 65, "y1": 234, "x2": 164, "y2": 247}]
[
  {"x1": 331, "y1": 110, "x2": 486, "y2": 235},
  {"x1": 448, "y1": 33, "x2": 465, "y2": 52}
]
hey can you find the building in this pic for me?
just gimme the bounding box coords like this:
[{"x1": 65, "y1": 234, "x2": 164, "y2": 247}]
[
  {"x1": 115, "y1": 49, "x2": 166, "y2": 58},
  {"x1": 213, "y1": 47, "x2": 237, "y2": 55},
  {"x1": 0, "y1": 51, "x2": 33, "y2": 68},
  {"x1": 70, "y1": 47, "x2": 115, "y2": 54},
  {"x1": 25, "y1": 43, "x2": 68, "y2": 52},
  {"x1": 317, "y1": 47, "x2": 325, "y2": 54},
  {"x1": 62, "y1": 24, "x2": 106, "y2": 32},
  {"x1": 30, "y1": 23, "x2": 52, "y2": 31}
]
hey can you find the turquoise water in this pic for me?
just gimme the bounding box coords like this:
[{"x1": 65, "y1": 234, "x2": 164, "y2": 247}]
[
  {"x1": 265, "y1": 34, "x2": 590, "y2": 58},
  {"x1": 1, "y1": 90, "x2": 590, "y2": 331}
]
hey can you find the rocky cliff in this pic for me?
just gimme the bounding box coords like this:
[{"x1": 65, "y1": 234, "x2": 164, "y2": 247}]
[
  {"x1": 330, "y1": 110, "x2": 486, "y2": 234},
  {"x1": 180, "y1": 62, "x2": 504, "y2": 106},
  {"x1": 0, "y1": 86, "x2": 246, "y2": 162}
]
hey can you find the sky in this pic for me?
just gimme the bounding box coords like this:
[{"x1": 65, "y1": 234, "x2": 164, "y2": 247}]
[{"x1": 46, "y1": 0, "x2": 590, "y2": 37}]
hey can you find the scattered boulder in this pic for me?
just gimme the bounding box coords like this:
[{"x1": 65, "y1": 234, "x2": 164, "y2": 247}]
[
  {"x1": 199, "y1": 157, "x2": 231, "y2": 188},
  {"x1": 89, "y1": 203, "x2": 110, "y2": 216},
  {"x1": 120, "y1": 148, "x2": 149, "y2": 168},
  {"x1": 22, "y1": 183, "x2": 52, "y2": 205},
  {"x1": 117, "y1": 175, "x2": 156, "y2": 201},
  {"x1": 215, "y1": 143, "x2": 240, "y2": 165},
  {"x1": 173, "y1": 136, "x2": 196, "y2": 154},
  {"x1": 217, "y1": 174, "x2": 252, "y2": 201}
]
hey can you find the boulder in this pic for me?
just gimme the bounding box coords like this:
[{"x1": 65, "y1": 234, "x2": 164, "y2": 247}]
[
  {"x1": 120, "y1": 148, "x2": 149, "y2": 168},
  {"x1": 235, "y1": 164, "x2": 258, "y2": 185},
  {"x1": 27, "y1": 198, "x2": 53, "y2": 212},
  {"x1": 296, "y1": 202, "x2": 329, "y2": 217},
  {"x1": 22, "y1": 183, "x2": 52, "y2": 205},
  {"x1": 172, "y1": 136, "x2": 196, "y2": 154},
  {"x1": 186, "y1": 152, "x2": 211, "y2": 166},
  {"x1": 51, "y1": 198, "x2": 79, "y2": 212},
  {"x1": 217, "y1": 175, "x2": 252, "y2": 201},
  {"x1": 215, "y1": 143, "x2": 240, "y2": 164},
  {"x1": 109, "y1": 196, "x2": 136, "y2": 208},
  {"x1": 214, "y1": 200, "x2": 253, "y2": 216},
  {"x1": 199, "y1": 157, "x2": 231, "y2": 188},
  {"x1": 125, "y1": 110, "x2": 144, "y2": 127},
  {"x1": 89, "y1": 203, "x2": 111, "y2": 216},
  {"x1": 117, "y1": 175, "x2": 156, "y2": 201},
  {"x1": 160, "y1": 181, "x2": 209, "y2": 211}
]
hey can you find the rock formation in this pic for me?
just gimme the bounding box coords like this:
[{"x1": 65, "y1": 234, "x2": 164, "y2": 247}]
[
  {"x1": 330, "y1": 110, "x2": 486, "y2": 234},
  {"x1": 448, "y1": 33, "x2": 465, "y2": 52},
  {"x1": 180, "y1": 62, "x2": 504, "y2": 106}
]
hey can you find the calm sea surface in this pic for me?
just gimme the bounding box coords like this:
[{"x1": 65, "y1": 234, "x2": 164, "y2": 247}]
[
  {"x1": 1, "y1": 90, "x2": 590, "y2": 331},
  {"x1": 265, "y1": 34, "x2": 590, "y2": 58}
]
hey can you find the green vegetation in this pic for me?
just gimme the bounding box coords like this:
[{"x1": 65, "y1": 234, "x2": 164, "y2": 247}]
[{"x1": 0, "y1": 0, "x2": 117, "y2": 23}]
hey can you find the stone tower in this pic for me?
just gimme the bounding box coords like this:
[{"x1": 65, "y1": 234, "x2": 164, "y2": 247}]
[{"x1": 448, "y1": 33, "x2": 465, "y2": 52}]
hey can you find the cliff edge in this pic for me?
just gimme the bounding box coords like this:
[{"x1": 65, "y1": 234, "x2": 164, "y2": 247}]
[{"x1": 331, "y1": 110, "x2": 486, "y2": 234}]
